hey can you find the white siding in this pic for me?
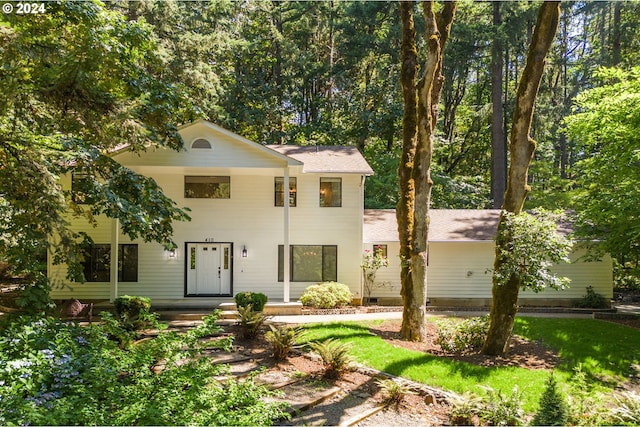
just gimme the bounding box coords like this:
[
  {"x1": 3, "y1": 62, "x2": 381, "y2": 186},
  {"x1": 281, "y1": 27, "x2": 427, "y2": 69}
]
[
  {"x1": 51, "y1": 168, "x2": 365, "y2": 302},
  {"x1": 366, "y1": 241, "x2": 613, "y2": 304}
]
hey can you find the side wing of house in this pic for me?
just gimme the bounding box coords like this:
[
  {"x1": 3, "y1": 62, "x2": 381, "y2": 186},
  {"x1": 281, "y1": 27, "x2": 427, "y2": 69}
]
[
  {"x1": 49, "y1": 120, "x2": 372, "y2": 304},
  {"x1": 363, "y1": 209, "x2": 614, "y2": 307}
]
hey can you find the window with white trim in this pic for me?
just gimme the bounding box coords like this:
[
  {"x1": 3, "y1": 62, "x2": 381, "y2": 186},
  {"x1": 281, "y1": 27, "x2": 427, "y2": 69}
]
[
  {"x1": 278, "y1": 245, "x2": 337, "y2": 282},
  {"x1": 275, "y1": 177, "x2": 297, "y2": 207},
  {"x1": 81, "y1": 244, "x2": 138, "y2": 282},
  {"x1": 319, "y1": 177, "x2": 341, "y2": 207},
  {"x1": 184, "y1": 176, "x2": 230, "y2": 199}
]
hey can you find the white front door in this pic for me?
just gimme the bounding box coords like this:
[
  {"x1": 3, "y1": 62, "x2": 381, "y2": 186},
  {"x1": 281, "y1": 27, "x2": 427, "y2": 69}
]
[{"x1": 186, "y1": 243, "x2": 232, "y2": 295}]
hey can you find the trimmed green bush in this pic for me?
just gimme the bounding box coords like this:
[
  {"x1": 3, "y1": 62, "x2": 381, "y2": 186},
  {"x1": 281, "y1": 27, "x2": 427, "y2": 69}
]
[
  {"x1": 299, "y1": 282, "x2": 352, "y2": 309},
  {"x1": 434, "y1": 315, "x2": 490, "y2": 353},
  {"x1": 234, "y1": 292, "x2": 268, "y2": 312}
]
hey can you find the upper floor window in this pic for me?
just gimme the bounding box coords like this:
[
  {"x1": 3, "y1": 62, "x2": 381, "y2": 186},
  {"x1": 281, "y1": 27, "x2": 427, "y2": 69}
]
[
  {"x1": 191, "y1": 138, "x2": 212, "y2": 149},
  {"x1": 185, "y1": 176, "x2": 230, "y2": 199},
  {"x1": 275, "y1": 177, "x2": 297, "y2": 207},
  {"x1": 319, "y1": 177, "x2": 341, "y2": 207}
]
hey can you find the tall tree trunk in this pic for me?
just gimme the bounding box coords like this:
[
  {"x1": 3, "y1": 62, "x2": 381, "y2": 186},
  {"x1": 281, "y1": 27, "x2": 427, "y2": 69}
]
[
  {"x1": 612, "y1": 2, "x2": 621, "y2": 66},
  {"x1": 397, "y1": 0, "x2": 456, "y2": 341},
  {"x1": 482, "y1": 1, "x2": 560, "y2": 356},
  {"x1": 491, "y1": 2, "x2": 506, "y2": 208}
]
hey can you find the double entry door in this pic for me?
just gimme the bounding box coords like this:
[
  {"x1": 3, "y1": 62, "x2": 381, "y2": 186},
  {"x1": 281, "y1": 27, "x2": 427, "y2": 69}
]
[{"x1": 186, "y1": 243, "x2": 232, "y2": 296}]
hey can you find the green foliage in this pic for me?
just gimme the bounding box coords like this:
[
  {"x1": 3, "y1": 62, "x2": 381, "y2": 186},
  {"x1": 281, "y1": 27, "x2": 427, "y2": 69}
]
[
  {"x1": 113, "y1": 295, "x2": 157, "y2": 331},
  {"x1": 234, "y1": 292, "x2": 268, "y2": 312},
  {"x1": 15, "y1": 276, "x2": 56, "y2": 315},
  {"x1": 566, "y1": 363, "x2": 599, "y2": 424},
  {"x1": 236, "y1": 305, "x2": 269, "y2": 339},
  {"x1": 446, "y1": 386, "x2": 525, "y2": 426},
  {"x1": 609, "y1": 391, "x2": 640, "y2": 426},
  {"x1": 308, "y1": 338, "x2": 354, "y2": 379},
  {"x1": 299, "y1": 282, "x2": 353, "y2": 309},
  {"x1": 431, "y1": 172, "x2": 491, "y2": 209},
  {"x1": 361, "y1": 250, "x2": 389, "y2": 305},
  {"x1": 376, "y1": 378, "x2": 415, "y2": 406},
  {"x1": 447, "y1": 392, "x2": 484, "y2": 426},
  {"x1": 614, "y1": 261, "x2": 640, "y2": 292},
  {"x1": 575, "y1": 286, "x2": 609, "y2": 309},
  {"x1": 533, "y1": 373, "x2": 569, "y2": 426},
  {"x1": 493, "y1": 209, "x2": 573, "y2": 292},
  {"x1": 434, "y1": 316, "x2": 490, "y2": 354},
  {"x1": 0, "y1": 0, "x2": 192, "y2": 289},
  {"x1": 265, "y1": 324, "x2": 305, "y2": 361},
  {"x1": 478, "y1": 386, "x2": 525, "y2": 426},
  {"x1": 302, "y1": 318, "x2": 640, "y2": 413},
  {"x1": 0, "y1": 313, "x2": 286, "y2": 425},
  {"x1": 564, "y1": 67, "x2": 640, "y2": 262}
]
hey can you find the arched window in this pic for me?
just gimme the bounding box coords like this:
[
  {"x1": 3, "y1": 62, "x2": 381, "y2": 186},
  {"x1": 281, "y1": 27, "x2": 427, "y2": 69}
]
[{"x1": 191, "y1": 138, "x2": 212, "y2": 149}]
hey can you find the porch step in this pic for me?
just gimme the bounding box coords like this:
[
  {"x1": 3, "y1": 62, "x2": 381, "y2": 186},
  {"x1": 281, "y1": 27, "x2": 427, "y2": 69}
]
[{"x1": 219, "y1": 302, "x2": 303, "y2": 316}]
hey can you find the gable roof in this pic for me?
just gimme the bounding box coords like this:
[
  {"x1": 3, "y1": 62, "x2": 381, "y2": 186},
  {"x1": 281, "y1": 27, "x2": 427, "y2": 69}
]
[
  {"x1": 267, "y1": 145, "x2": 374, "y2": 175},
  {"x1": 364, "y1": 209, "x2": 502, "y2": 243},
  {"x1": 179, "y1": 120, "x2": 303, "y2": 167}
]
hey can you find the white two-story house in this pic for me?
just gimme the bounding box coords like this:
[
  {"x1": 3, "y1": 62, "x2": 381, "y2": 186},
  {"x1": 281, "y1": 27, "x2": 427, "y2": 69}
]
[
  {"x1": 49, "y1": 120, "x2": 373, "y2": 305},
  {"x1": 49, "y1": 120, "x2": 613, "y2": 308}
]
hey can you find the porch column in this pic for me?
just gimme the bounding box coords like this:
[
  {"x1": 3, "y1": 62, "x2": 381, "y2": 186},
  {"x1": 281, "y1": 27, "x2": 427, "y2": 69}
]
[
  {"x1": 109, "y1": 218, "x2": 119, "y2": 302},
  {"x1": 283, "y1": 167, "x2": 291, "y2": 302}
]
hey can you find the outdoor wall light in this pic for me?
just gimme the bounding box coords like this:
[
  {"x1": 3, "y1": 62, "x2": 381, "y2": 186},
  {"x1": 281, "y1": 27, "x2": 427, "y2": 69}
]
[
  {"x1": 168, "y1": 249, "x2": 176, "y2": 258},
  {"x1": 242, "y1": 246, "x2": 248, "y2": 258}
]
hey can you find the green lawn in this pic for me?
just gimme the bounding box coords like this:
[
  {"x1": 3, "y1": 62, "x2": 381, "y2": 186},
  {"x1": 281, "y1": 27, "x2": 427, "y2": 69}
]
[{"x1": 301, "y1": 317, "x2": 640, "y2": 412}]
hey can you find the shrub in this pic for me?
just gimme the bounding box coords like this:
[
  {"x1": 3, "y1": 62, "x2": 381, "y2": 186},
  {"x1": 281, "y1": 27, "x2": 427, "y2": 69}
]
[
  {"x1": 478, "y1": 386, "x2": 525, "y2": 427},
  {"x1": 447, "y1": 392, "x2": 484, "y2": 426},
  {"x1": 376, "y1": 378, "x2": 415, "y2": 406},
  {"x1": 0, "y1": 314, "x2": 288, "y2": 425},
  {"x1": 533, "y1": 373, "x2": 569, "y2": 426},
  {"x1": 309, "y1": 338, "x2": 354, "y2": 379},
  {"x1": 234, "y1": 292, "x2": 268, "y2": 312},
  {"x1": 299, "y1": 282, "x2": 352, "y2": 309},
  {"x1": 609, "y1": 390, "x2": 640, "y2": 426},
  {"x1": 265, "y1": 324, "x2": 305, "y2": 360},
  {"x1": 434, "y1": 315, "x2": 489, "y2": 353},
  {"x1": 113, "y1": 295, "x2": 156, "y2": 330},
  {"x1": 575, "y1": 286, "x2": 609, "y2": 308},
  {"x1": 237, "y1": 305, "x2": 269, "y2": 339}
]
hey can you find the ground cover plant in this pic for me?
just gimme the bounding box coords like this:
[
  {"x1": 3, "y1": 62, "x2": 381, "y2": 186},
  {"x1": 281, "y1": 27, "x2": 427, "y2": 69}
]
[
  {"x1": 300, "y1": 317, "x2": 640, "y2": 417},
  {"x1": 0, "y1": 312, "x2": 288, "y2": 426}
]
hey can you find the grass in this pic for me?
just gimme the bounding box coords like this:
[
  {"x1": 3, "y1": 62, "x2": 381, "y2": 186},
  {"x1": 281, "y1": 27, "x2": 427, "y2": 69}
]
[{"x1": 301, "y1": 317, "x2": 640, "y2": 412}]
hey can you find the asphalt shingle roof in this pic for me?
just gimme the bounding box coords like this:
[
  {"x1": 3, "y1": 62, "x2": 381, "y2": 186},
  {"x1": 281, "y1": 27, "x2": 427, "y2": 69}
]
[
  {"x1": 364, "y1": 209, "x2": 503, "y2": 242},
  {"x1": 268, "y1": 145, "x2": 374, "y2": 175}
]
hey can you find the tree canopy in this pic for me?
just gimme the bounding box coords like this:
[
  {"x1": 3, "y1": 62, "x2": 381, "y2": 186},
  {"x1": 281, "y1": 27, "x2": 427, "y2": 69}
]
[
  {"x1": 0, "y1": 1, "x2": 192, "y2": 303},
  {"x1": 564, "y1": 67, "x2": 640, "y2": 262}
]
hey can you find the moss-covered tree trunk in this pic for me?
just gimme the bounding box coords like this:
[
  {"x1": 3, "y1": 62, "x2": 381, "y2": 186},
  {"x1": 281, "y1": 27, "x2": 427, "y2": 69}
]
[
  {"x1": 397, "y1": 1, "x2": 456, "y2": 341},
  {"x1": 482, "y1": 1, "x2": 561, "y2": 356}
]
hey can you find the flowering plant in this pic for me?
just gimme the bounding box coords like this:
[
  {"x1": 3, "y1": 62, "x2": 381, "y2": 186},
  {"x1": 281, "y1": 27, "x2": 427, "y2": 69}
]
[{"x1": 361, "y1": 249, "x2": 389, "y2": 305}]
